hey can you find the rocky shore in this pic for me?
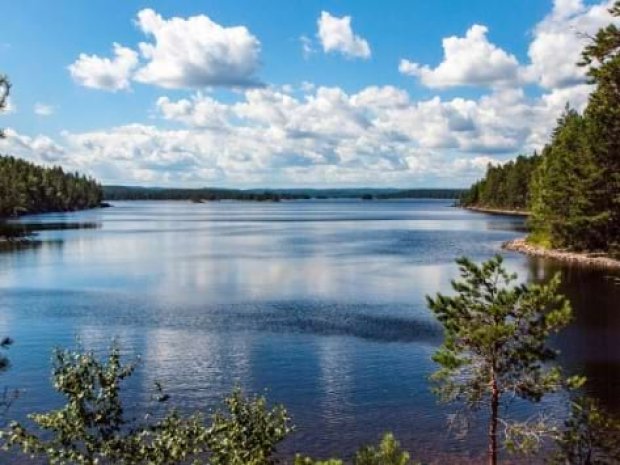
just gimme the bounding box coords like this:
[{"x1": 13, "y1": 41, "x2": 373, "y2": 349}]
[
  {"x1": 503, "y1": 238, "x2": 620, "y2": 269},
  {"x1": 464, "y1": 205, "x2": 530, "y2": 217}
]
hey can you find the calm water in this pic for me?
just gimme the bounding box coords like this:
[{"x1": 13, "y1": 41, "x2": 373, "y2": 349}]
[{"x1": 0, "y1": 200, "x2": 618, "y2": 463}]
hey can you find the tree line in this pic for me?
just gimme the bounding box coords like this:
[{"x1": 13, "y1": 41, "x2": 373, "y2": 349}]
[
  {"x1": 1, "y1": 256, "x2": 619, "y2": 464},
  {"x1": 461, "y1": 2, "x2": 619, "y2": 256},
  {"x1": 459, "y1": 154, "x2": 541, "y2": 211},
  {"x1": 103, "y1": 186, "x2": 465, "y2": 202},
  {"x1": 0, "y1": 77, "x2": 102, "y2": 218},
  {"x1": 0, "y1": 155, "x2": 103, "y2": 217}
]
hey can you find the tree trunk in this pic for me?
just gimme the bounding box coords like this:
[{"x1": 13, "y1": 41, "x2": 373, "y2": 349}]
[{"x1": 489, "y1": 377, "x2": 499, "y2": 465}]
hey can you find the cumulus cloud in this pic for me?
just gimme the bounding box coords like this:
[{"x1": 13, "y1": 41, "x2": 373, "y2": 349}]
[
  {"x1": 34, "y1": 103, "x2": 54, "y2": 116},
  {"x1": 133, "y1": 9, "x2": 262, "y2": 88},
  {"x1": 525, "y1": 0, "x2": 618, "y2": 89},
  {"x1": 69, "y1": 9, "x2": 262, "y2": 91},
  {"x1": 3, "y1": 128, "x2": 66, "y2": 162},
  {"x1": 317, "y1": 11, "x2": 371, "y2": 59},
  {"x1": 1, "y1": 77, "x2": 591, "y2": 187},
  {"x1": 399, "y1": 24, "x2": 521, "y2": 88},
  {"x1": 156, "y1": 94, "x2": 232, "y2": 129},
  {"x1": 68, "y1": 43, "x2": 138, "y2": 91},
  {"x1": 32, "y1": 1, "x2": 617, "y2": 186},
  {"x1": 399, "y1": 1, "x2": 617, "y2": 91}
]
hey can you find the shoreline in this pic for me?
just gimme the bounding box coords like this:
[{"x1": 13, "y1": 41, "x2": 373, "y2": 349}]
[
  {"x1": 503, "y1": 238, "x2": 620, "y2": 270},
  {"x1": 463, "y1": 205, "x2": 530, "y2": 217}
]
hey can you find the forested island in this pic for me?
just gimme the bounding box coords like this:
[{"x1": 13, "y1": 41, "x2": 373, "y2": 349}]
[
  {"x1": 103, "y1": 186, "x2": 464, "y2": 202},
  {"x1": 461, "y1": 7, "x2": 619, "y2": 260}
]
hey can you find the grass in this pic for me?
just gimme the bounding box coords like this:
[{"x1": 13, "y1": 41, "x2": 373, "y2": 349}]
[{"x1": 526, "y1": 231, "x2": 553, "y2": 249}]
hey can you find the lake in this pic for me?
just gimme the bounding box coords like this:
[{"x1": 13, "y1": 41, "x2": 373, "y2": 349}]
[{"x1": 0, "y1": 200, "x2": 618, "y2": 463}]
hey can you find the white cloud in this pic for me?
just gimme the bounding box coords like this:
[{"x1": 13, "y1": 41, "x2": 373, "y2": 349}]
[
  {"x1": 156, "y1": 94, "x2": 231, "y2": 129},
  {"x1": 68, "y1": 43, "x2": 138, "y2": 91},
  {"x1": 525, "y1": 0, "x2": 618, "y2": 89},
  {"x1": 133, "y1": 9, "x2": 262, "y2": 89},
  {"x1": 2, "y1": 128, "x2": 66, "y2": 162},
  {"x1": 69, "y1": 9, "x2": 262, "y2": 91},
  {"x1": 1, "y1": 77, "x2": 591, "y2": 187},
  {"x1": 34, "y1": 103, "x2": 54, "y2": 116},
  {"x1": 399, "y1": 24, "x2": 521, "y2": 88},
  {"x1": 317, "y1": 11, "x2": 371, "y2": 59},
  {"x1": 24, "y1": 1, "x2": 617, "y2": 187},
  {"x1": 399, "y1": 1, "x2": 617, "y2": 91}
]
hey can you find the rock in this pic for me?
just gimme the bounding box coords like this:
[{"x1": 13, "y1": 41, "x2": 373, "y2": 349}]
[{"x1": 502, "y1": 238, "x2": 620, "y2": 270}]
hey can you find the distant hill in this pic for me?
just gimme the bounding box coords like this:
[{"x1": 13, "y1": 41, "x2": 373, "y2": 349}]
[{"x1": 103, "y1": 186, "x2": 465, "y2": 202}]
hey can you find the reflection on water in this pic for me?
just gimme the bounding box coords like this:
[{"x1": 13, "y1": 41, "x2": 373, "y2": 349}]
[
  {"x1": 0, "y1": 200, "x2": 618, "y2": 463},
  {"x1": 525, "y1": 258, "x2": 620, "y2": 414}
]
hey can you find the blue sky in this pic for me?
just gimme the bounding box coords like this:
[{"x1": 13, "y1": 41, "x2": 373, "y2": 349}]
[{"x1": 0, "y1": 0, "x2": 616, "y2": 187}]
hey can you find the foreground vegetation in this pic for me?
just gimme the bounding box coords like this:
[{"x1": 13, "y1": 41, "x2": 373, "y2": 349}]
[
  {"x1": 461, "y1": 2, "x2": 620, "y2": 257},
  {"x1": 1, "y1": 256, "x2": 618, "y2": 464}
]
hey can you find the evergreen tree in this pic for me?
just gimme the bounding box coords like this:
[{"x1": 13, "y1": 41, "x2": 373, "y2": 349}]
[
  {"x1": 426, "y1": 256, "x2": 581, "y2": 465},
  {"x1": 579, "y1": 0, "x2": 620, "y2": 255},
  {"x1": 462, "y1": 2, "x2": 620, "y2": 257},
  {"x1": 460, "y1": 155, "x2": 540, "y2": 211},
  {"x1": 0, "y1": 156, "x2": 103, "y2": 217},
  {"x1": 529, "y1": 107, "x2": 599, "y2": 250}
]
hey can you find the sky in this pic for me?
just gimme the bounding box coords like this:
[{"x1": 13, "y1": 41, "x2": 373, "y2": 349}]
[{"x1": 0, "y1": 0, "x2": 617, "y2": 188}]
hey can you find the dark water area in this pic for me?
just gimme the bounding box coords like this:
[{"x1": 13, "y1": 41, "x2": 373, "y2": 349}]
[{"x1": 0, "y1": 200, "x2": 618, "y2": 463}]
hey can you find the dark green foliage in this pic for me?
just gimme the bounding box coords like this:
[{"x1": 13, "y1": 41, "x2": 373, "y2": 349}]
[
  {"x1": 460, "y1": 155, "x2": 541, "y2": 211},
  {"x1": 578, "y1": 1, "x2": 620, "y2": 255},
  {"x1": 529, "y1": 107, "x2": 602, "y2": 251},
  {"x1": 206, "y1": 388, "x2": 292, "y2": 465},
  {"x1": 426, "y1": 256, "x2": 580, "y2": 465},
  {"x1": 462, "y1": 3, "x2": 620, "y2": 256},
  {"x1": 549, "y1": 397, "x2": 620, "y2": 465},
  {"x1": 375, "y1": 189, "x2": 465, "y2": 200},
  {"x1": 0, "y1": 77, "x2": 101, "y2": 218},
  {"x1": 103, "y1": 186, "x2": 464, "y2": 202},
  {"x1": 0, "y1": 155, "x2": 103, "y2": 217}
]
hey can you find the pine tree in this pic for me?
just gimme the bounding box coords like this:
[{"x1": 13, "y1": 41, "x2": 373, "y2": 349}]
[
  {"x1": 427, "y1": 256, "x2": 581, "y2": 465},
  {"x1": 529, "y1": 107, "x2": 599, "y2": 250},
  {"x1": 579, "y1": 0, "x2": 620, "y2": 255}
]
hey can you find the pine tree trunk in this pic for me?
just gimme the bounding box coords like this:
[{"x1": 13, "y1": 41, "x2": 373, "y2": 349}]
[{"x1": 489, "y1": 378, "x2": 499, "y2": 465}]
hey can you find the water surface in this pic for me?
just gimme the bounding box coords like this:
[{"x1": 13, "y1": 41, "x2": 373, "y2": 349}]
[{"x1": 0, "y1": 200, "x2": 618, "y2": 462}]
